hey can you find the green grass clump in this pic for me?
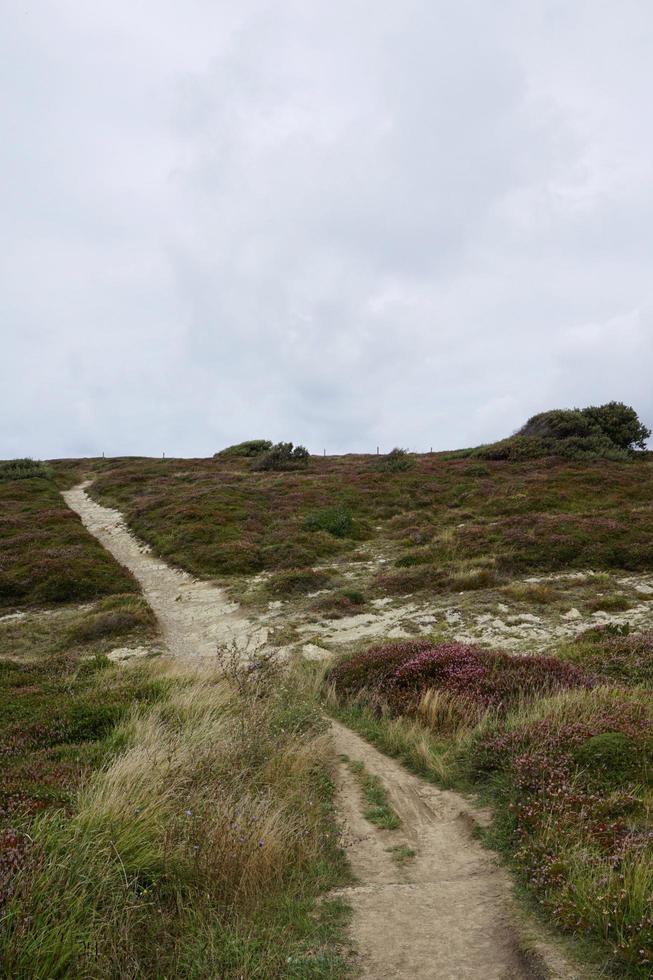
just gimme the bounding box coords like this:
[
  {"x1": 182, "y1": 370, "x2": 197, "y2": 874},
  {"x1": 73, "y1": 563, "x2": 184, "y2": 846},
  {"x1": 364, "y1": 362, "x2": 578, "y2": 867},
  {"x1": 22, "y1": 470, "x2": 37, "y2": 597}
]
[
  {"x1": 586, "y1": 594, "x2": 633, "y2": 613},
  {"x1": 305, "y1": 506, "x2": 354, "y2": 538},
  {"x1": 1, "y1": 659, "x2": 353, "y2": 978},
  {"x1": 347, "y1": 759, "x2": 401, "y2": 830},
  {"x1": 387, "y1": 845, "x2": 416, "y2": 864}
]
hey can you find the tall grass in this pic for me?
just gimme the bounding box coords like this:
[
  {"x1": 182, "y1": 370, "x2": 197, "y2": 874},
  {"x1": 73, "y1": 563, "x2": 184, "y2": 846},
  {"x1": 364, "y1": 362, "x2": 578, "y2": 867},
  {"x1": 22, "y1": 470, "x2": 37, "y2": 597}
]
[{"x1": 2, "y1": 658, "x2": 352, "y2": 978}]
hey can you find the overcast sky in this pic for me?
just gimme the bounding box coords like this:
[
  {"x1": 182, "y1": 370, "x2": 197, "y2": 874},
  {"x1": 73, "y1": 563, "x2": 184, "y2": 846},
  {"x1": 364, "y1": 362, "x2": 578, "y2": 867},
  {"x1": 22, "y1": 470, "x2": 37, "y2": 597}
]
[{"x1": 2, "y1": 1, "x2": 652, "y2": 458}]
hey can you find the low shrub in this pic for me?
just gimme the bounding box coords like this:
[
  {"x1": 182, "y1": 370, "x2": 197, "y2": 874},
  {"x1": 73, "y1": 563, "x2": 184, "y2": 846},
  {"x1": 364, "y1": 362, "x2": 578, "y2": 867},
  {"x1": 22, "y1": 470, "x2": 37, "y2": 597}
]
[
  {"x1": 330, "y1": 642, "x2": 595, "y2": 714},
  {"x1": 253, "y1": 442, "x2": 310, "y2": 471},
  {"x1": 466, "y1": 687, "x2": 653, "y2": 971},
  {"x1": 559, "y1": 627, "x2": 653, "y2": 686},
  {"x1": 379, "y1": 448, "x2": 414, "y2": 472},
  {"x1": 0, "y1": 459, "x2": 52, "y2": 481},
  {"x1": 214, "y1": 440, "x2": 272, "y2": 458},
  {"x1": 586, "y1": 594, "x2": 632, "y2": 613},
  {"x1": 305, "y1": 506, "x2": 353, "y2": 538},
  {"x1": 314, "y1": 589, "x2": 367, "y2": 618},
  {"x1": 266, "y1": 567, "x2": 333, "y2": 597}
]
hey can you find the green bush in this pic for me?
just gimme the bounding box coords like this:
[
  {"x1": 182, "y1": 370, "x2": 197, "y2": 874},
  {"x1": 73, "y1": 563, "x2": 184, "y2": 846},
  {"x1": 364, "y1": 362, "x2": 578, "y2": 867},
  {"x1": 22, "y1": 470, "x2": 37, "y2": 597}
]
[
  {"x1": 572, "y1": 731, "x2": 642, "y2": 786},
  {"x1": 470, "y1": 402, "x2": 650, "y2": 462},
  {"x1": 254, "y1": 442, "x2": 310, "y2": 471},
  {"x1": 583, "y1": 402, "x2": 651, "y2": 451},
  {"x1": 0, "y1": 458, "x2": 52, "y2": 481},
  {"x1": 379, "y1": 448, "x2": 414, "y2": 472},
  {"x1": 305, "y1": 506, "x2": 354, "y2": 538},
  {"x1": 214, "y1": 440, "x2": 272, "y2": 458}
]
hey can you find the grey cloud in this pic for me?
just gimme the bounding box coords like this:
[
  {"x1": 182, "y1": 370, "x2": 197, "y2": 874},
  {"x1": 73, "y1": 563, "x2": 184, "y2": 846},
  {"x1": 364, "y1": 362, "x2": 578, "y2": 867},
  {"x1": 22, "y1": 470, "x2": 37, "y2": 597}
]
[{"x1": 1, "y1": 0, "x2": 652, "y2": 458}]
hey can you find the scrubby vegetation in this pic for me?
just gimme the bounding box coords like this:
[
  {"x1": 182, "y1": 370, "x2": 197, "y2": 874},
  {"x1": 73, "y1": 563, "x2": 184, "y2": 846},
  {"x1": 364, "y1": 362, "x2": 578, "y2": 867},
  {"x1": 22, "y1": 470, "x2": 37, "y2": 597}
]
[
  {"x1": 327, "y1": 637, "x2": 653, "y2": 975},
  {"x1": 559, "y1": 625, "x2": 653, "y2": 687},
  {"x1": 0, "y1": 477, "x2": 138, "y2": 608},
  {"x1": 0, "y1": 458, "x2": 52, "y2": 482},
  {"x1": 0, "y1": 469, "x2": 352, "y2": 978},
  {"x1": 254, "y1": 442, "x2": 310, "y2": 471},
  {"x1": 71, "y1": 448, "x2": 653, "y2": 592},
  {"x1": 465, "y1": 402, "x2": 651, "y2": 462}
]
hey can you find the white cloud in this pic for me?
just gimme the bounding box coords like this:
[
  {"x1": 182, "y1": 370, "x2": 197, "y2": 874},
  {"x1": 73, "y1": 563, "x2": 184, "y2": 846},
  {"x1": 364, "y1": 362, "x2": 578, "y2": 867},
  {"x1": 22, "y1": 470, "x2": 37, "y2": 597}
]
[{"x1": 1, "y1": 0, "x2": 652, "y2": 457}]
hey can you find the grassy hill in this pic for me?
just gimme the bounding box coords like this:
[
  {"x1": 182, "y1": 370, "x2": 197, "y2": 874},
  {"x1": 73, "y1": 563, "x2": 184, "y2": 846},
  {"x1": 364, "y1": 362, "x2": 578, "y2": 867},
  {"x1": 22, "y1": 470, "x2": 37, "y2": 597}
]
[{"x1": 2, "y1": 442, "x2": 653, "y2": 976}]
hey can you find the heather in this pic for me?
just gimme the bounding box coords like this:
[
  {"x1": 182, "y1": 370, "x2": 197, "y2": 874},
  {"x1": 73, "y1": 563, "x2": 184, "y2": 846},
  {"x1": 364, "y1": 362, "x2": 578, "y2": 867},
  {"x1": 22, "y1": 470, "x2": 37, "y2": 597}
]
[
  {"x1": 0, "y1": 477, "x2": 138, "y2": 608},
  {"x1": 329, "y1": 641, "x2": 595, "y2": 712},
  {"x1": 559, "y1": 625, "x2": 653, "y2": 687},
  {"x1": 468, "y1": 688, "x2": 653, "y2": 973},
  {"x1": 70, "y1": 451, "x2": 653, "y2": 594}
]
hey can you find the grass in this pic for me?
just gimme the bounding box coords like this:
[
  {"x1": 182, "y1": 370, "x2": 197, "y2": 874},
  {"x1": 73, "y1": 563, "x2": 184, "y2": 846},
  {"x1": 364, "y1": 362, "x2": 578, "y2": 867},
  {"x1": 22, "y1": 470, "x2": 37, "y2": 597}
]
[
  {"x1": 1, "y1": 655, "x2": 354, "y2": 978},
  {"x1": 0, "y1": 476, "x2": 138, "y2": 609},
  {"x1": 324, "y1": 638, "x2": 653, "y2": 977},
  {"x1": 386, "y1": 845, "x2": 416, "y2": 864},
  {"x1": 57, "y1": 451, "x2": 653, "y2": 600},
  {"x1": 343, "y1": 757, "x2": 401, "y2": 830},
  {"x1": 0, "y1": 472, "x2": 353, "y2": 977}
]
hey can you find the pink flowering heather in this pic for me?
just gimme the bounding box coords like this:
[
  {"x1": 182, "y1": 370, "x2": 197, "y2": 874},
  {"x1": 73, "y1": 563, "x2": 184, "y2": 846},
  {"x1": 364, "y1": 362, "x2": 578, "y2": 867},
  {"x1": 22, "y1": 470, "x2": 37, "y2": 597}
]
[{"x1": 387, "y1": 644, "x2": 595, "y2": 712}]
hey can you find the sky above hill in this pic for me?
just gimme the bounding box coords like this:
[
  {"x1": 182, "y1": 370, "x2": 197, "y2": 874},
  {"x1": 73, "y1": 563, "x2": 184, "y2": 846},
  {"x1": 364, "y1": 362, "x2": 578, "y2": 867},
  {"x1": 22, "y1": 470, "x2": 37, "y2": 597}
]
[{"x1": 2, "y1": 0, "x2": 652, "y2": 458}]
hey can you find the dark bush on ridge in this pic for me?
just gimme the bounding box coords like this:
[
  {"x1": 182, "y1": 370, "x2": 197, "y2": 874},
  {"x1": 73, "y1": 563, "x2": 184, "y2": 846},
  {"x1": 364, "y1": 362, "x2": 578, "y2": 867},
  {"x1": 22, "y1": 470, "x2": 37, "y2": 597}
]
[
  {"x1": 379, "y1": 447, "x2": 414, "y2": 472},
  {"x1": 470, "y1": 401, "x2": 650, "y2": 462},
  {"x1": 254, "y1": 442, "x2": 310, "y2": 471}
]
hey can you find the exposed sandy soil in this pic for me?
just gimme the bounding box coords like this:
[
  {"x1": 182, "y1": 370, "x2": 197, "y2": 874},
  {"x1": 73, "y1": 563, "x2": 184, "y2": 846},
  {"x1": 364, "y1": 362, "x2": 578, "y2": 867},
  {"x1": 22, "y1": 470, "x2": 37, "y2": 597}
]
[
  {"x1": 63, "y1": 483, "x2": 584, "y2": 978},
  {"x1": 63, "y1": 483, "x2": 269, "y2": 659}
]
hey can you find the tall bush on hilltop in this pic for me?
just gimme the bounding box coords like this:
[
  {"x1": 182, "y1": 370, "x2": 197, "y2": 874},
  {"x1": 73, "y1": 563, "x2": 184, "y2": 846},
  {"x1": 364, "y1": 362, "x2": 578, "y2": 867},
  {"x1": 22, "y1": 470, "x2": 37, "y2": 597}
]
[
  {"x1": 582, "y1": 402, "x2": 651, "y2": 451},
  {"x1": 472, "y1": 401, "x2": 650, "y2": 461}
]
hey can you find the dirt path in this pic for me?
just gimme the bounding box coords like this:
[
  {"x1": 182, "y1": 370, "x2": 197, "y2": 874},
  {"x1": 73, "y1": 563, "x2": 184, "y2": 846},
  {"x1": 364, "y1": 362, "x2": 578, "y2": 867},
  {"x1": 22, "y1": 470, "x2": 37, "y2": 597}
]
[
  {"x1": 64, "y1": 482, "x2": 578, "y2": 979},
  {"x1": 332, "y1": 720, "x2": 545, "y2": 980},
  {"x1": 63, "y1": 482, "x2": 269, "y2": 658}
]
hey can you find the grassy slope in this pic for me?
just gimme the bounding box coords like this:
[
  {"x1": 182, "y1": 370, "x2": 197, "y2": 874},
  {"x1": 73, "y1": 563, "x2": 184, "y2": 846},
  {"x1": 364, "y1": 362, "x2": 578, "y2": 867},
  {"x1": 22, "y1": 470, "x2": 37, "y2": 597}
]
[
  {"x1": 64, "y1": 453, "x2": 653, "y2": 595},
  {"x1": 1, "y1": 472, "x2": 352, "y2": 978},
  {"x1": 0, "y1": 477, "x2": 138, "y2": 609}
]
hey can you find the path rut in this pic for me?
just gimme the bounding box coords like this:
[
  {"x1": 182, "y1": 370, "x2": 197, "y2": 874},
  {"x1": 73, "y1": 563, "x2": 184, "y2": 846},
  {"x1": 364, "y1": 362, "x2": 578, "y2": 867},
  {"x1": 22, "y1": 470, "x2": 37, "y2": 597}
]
[{"x1": 64, "y1": 482, "x2": 578, "y2": 980}]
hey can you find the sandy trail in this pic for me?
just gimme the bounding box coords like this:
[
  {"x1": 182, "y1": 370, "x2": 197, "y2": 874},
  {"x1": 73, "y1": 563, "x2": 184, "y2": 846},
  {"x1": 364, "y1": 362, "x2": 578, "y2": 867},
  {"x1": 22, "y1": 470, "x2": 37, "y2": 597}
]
[
  {"x1": 64, "y1": 482, "x2": 577, "y2": 979},
  {"x1": 63, "y1": 482, "x2": 269, "y2": 658},
  {"x1": 331, "y1": 720, "x2": 540, "y2": 980}
]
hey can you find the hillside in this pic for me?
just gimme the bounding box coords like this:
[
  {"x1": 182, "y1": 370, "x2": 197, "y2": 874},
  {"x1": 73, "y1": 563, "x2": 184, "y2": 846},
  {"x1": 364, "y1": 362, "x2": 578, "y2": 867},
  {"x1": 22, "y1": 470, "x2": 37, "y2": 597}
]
[{"x1": 2, "y1": 448, "x2": 653, "y2": 977}]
